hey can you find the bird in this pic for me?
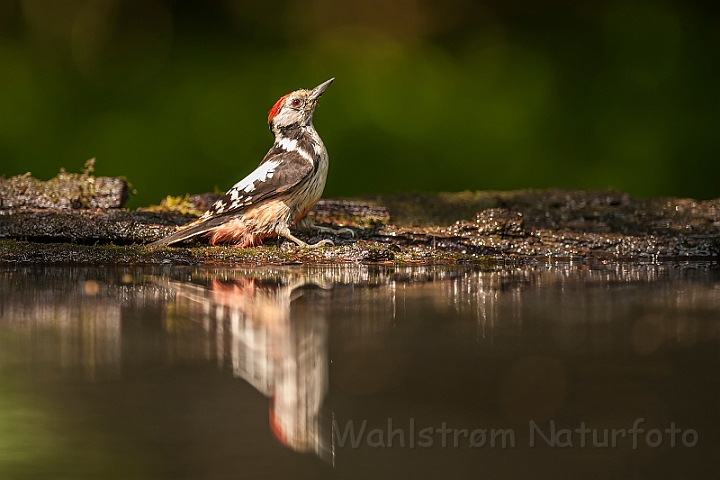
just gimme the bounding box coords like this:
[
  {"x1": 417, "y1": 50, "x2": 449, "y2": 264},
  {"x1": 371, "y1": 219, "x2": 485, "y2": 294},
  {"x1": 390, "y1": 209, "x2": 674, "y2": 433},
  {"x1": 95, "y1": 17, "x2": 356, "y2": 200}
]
[{"x1": 151, "y1": 78, "x2": 341, "y2": 249}]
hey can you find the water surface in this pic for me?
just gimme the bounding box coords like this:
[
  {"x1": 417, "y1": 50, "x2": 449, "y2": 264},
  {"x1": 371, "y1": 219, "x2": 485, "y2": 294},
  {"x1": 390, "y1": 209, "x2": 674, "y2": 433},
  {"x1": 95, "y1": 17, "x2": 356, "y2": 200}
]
[{"x1": 0, "y1": 263, "x2": 718, "y2": 479}]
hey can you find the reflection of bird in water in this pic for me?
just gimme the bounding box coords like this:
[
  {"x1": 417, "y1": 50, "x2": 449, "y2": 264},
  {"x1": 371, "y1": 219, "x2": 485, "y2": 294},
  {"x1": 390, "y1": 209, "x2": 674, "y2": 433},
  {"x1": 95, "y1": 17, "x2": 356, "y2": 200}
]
[{"x1": 161, "y1": 274, "x2": 329, "y2": 457}]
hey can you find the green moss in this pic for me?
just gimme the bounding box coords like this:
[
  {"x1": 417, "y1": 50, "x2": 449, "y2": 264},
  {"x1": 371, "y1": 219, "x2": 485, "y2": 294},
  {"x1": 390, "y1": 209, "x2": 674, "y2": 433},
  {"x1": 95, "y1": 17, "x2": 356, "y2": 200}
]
[{"x1": 138, "y1": 194, "x2": 205, "y2": 216}]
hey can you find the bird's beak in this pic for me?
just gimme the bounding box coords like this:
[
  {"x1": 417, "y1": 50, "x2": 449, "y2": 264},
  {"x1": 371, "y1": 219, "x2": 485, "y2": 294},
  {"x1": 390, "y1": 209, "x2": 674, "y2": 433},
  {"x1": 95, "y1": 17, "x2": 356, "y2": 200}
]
[{"x1": 307, "y1": 78, "x2": 334, "y2": 102}]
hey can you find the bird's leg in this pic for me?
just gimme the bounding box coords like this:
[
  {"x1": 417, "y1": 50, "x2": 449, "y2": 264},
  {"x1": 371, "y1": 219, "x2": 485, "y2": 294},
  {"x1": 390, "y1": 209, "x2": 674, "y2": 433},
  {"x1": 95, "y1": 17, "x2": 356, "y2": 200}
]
[
  {"x1": 280, "y1": 230, "x2": 334, "y2": 249},
  {"x1": 294, "y1": 217, "x2": 355, "y2": 238}
]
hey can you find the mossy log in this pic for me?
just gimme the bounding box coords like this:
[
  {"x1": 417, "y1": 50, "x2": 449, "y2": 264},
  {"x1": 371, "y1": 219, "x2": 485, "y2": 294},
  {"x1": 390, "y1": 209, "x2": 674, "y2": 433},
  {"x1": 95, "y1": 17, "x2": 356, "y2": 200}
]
[{"x1": 0, "y1": 159, "x2": 128, "y2": 210}]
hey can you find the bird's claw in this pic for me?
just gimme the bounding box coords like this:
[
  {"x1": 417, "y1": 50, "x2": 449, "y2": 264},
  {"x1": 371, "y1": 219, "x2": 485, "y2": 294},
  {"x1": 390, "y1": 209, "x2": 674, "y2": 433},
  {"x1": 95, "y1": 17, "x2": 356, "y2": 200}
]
[
  {"x1": 306, "y1": 239, "x2": 334, "y2": 248},
  {"x1": 314, "y1": 225, "x2": 355, "y2": 238},
  {"x1": 281, "y1": 231, "x2": 334, "y2": 249}
]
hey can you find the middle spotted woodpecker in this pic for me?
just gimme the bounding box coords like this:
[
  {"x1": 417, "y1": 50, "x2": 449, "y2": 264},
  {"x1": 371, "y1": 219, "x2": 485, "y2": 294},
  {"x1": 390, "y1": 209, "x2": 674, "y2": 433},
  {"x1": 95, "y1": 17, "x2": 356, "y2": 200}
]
[{"x1": 151, "y1": 78, "x2": 339, "y2": 248}]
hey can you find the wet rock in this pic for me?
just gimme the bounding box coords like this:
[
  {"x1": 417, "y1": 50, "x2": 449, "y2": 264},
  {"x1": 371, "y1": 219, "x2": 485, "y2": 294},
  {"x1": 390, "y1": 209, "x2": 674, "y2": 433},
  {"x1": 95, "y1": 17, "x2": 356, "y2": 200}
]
[
  {"x1": 308, "y1": 199, "x2": 390, "y2": 228},
  {"x1": 0, "y1": 239, "x2": 473, "y2": 266},
  {"x1": 376, "y1": 189, "x2": 720, "y2": 237},
  {"x1": 0, "y1": 181, "x2": 718, "y2": 264},
  {"x1": 461, "y1": 209, "x2": 525, "y2": 236},
  {"x1": 0, "y1": 210, "x2": 190, "y2": 244}
]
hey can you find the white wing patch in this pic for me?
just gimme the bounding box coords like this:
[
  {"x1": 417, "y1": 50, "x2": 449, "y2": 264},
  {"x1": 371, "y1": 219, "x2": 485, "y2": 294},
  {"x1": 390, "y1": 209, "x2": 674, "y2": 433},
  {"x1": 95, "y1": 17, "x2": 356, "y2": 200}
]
[
  {"x1": 203, "y1": 160, "x2": 280, "y2": 218},
  {"x1": 232, "y1": 160, "x2": 278, "y2": 193}
]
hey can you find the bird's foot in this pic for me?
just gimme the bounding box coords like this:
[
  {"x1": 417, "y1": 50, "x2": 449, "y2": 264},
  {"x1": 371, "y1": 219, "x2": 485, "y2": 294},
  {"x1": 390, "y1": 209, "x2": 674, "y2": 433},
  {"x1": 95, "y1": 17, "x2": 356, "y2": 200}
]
[
  {"x1": 281, "y1": 231, "x2": 334, "y2": 249},
  {"x1": 305, "y1": 239, "x2": 334, "y2": 248},
  {"x1": 294, "y1": 218, "x2": 355, "y2": 238},
  {"x1": 314, "y1": 225, "x2": 355, "y2": 238}
]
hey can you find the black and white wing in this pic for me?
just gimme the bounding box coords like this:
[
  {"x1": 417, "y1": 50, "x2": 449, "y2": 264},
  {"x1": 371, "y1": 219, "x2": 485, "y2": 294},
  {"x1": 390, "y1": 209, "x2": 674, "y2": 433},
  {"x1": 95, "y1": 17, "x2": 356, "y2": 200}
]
[
  {"x1": 200, "y1": 150, "x2": 313, "y2": 220},
  {"x1": 150, "y1": 151, "x2": 313, "y2": 246}
]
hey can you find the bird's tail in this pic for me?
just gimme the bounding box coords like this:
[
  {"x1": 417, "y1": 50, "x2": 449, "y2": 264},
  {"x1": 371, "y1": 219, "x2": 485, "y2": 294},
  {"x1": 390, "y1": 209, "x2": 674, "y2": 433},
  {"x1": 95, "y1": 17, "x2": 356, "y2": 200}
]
[{"x1": 149, "y1": 217, "x2": 226, "y2": 246}]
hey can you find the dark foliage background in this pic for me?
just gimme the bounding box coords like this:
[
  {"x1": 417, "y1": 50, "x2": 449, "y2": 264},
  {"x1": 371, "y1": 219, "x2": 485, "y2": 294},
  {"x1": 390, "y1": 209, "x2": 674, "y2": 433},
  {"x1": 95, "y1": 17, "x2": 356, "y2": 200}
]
[{"x1": 1, "y1": 0, "x2": 718, "y2": 207}]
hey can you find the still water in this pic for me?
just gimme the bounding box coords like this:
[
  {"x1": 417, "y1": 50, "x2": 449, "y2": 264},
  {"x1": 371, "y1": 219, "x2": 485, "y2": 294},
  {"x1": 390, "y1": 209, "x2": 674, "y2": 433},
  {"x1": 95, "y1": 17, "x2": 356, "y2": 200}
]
[{"x1": 0, "y1": 263, "x2": 718, "y2": 479}]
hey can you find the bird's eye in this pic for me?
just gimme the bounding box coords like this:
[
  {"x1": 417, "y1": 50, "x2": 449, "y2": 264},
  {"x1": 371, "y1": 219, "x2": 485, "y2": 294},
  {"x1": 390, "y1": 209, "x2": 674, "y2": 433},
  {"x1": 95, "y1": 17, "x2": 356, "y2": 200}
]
[{"x1": 291, "y1": 98, "x2": 302, "y2": 107}]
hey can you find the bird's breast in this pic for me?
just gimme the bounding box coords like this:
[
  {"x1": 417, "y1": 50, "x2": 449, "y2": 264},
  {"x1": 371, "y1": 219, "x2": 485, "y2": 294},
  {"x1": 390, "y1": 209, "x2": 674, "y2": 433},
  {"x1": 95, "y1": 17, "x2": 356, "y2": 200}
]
[{"x1": 291, "y1": 152, "x2": 328, "y2": 222}]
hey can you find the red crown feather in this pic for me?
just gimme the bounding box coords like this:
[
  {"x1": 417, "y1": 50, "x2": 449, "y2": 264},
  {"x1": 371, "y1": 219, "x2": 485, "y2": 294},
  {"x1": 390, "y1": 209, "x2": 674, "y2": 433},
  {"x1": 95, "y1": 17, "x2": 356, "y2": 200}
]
[{"x1": 268, "y1": 94, "x2": 291, "y2": 124}]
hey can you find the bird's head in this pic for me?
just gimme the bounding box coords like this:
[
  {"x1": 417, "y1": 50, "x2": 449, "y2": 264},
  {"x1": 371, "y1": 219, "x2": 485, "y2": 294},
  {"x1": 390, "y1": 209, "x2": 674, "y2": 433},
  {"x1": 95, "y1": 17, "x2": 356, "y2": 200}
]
[{"x1": 268, "y1": 78, "x2": 334, "y2": 131}]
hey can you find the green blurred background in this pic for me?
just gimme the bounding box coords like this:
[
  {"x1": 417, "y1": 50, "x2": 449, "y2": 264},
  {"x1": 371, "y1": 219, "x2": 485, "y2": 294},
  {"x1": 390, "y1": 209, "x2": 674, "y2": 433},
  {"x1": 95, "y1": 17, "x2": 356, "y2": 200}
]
[{"x1": 0, "y1": 0, "x2": 718, "y2": 208}]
